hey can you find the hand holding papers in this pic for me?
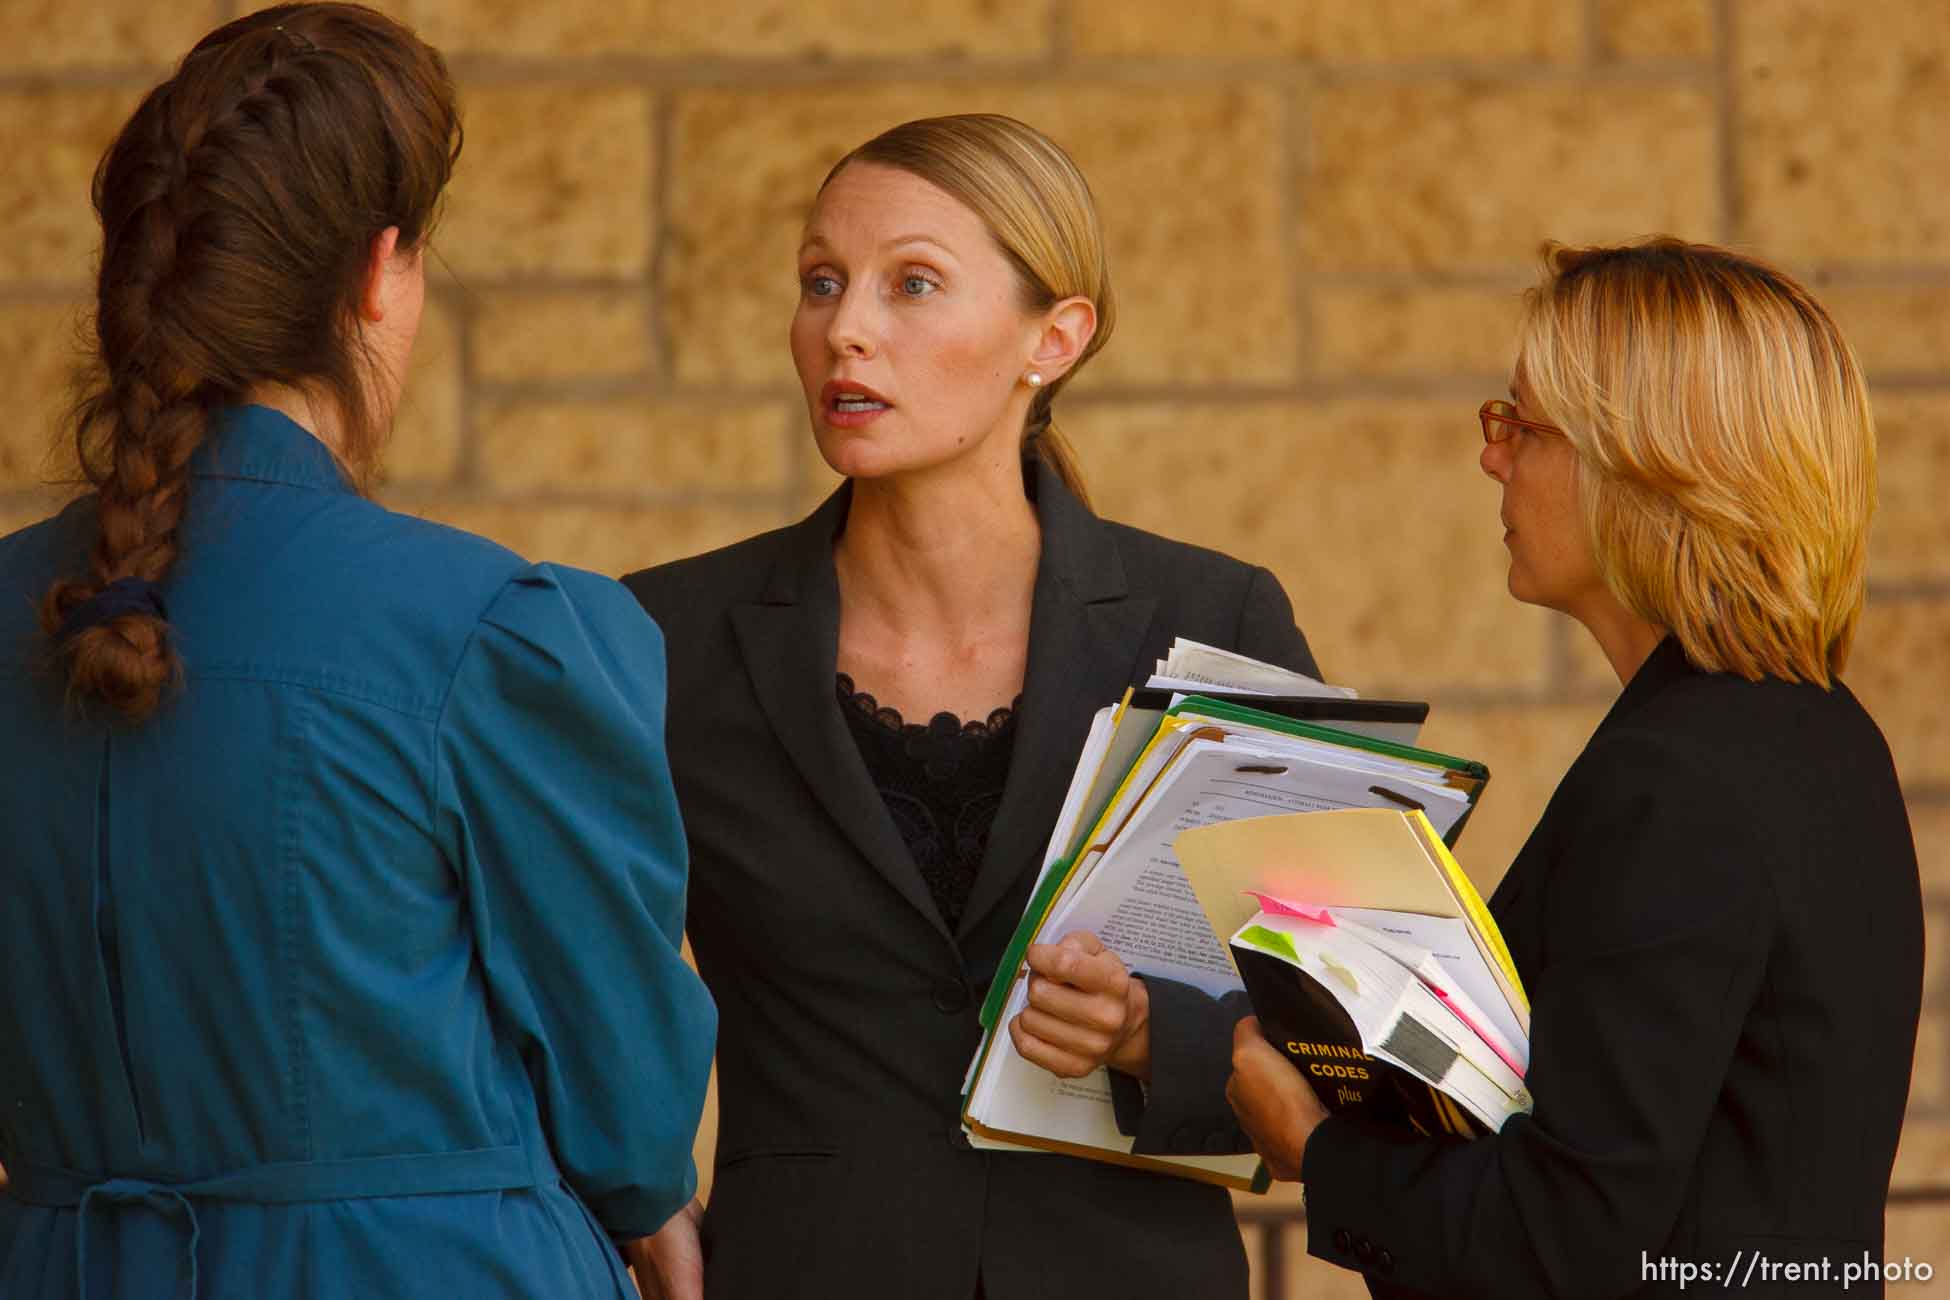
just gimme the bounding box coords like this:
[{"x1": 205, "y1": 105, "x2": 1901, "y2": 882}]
[
  {"x1": 960, "y1": 644, "x2": 1491, "y2": 1189},
  {"x1": 1009, "y1": 931, "x2": 1151, "y2": 1081}
]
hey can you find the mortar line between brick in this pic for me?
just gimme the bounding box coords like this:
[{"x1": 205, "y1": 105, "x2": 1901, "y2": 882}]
[
  {"x1": 472, "y1": 376, "x2": 786, "y2": 403},
  {"x1": 429, "y1": 275, "x2": 647, "y2": 295},
  {"x1": 1311, "y1": 59, "x2": 1713, "y2": 87},
  {"x1": 438, "y1": 56, "x2": 1119, "y2": 87},
  {"x1": 0, "y1": 285, "x2": 88, "y2": 303},
  {"x1": 1868, "y1": 580, "x2": 1950, "y2": 601},
  {"x1": 431, "y1": 55, "x2": 1713, "y2": 91},
  {"x1": 1050, "y1": 0, "x2": 1073, "y2": 65},
  {"x1": 458, "y1": 376, "x2": 1528, "y2": 405},
  {"x1": 1804, "y1": 265, "x2": 1950, "y2": 286},
  {"x1": 780, "y1": 404, "x2": 813, "y2": 527},
  {"x1": 1065, "y1": 378, "x2": 1508, "y2": 402},
  {"x1": 647, "y1": 92, "x2": 672, "y2": 397},
  {"x1": 375, "y1": 485, "x2": 808, "y2": 511},
  {"x1": 1582, "y1": 0, "x2": 1608, "y2": 65},
  {"x1": 1542, "y1": 617, "x2": 1575, "y2": 698},
  {"x1": 1860, "y1": 373, "x2": 1950, "y2": 393},
  {"x1": 1714, "y1": 0, "x2": 1739, "y2": 243},
  {"x1": 0, "y1": 67, "x2": 171, "y2": 90},
  {"x1": 1302, "y1": 271, "x2": 1554, "y2": 290},
  {"x1": 441, "y1": 279, "x2": 482, "y2": 489},
  {"x1": 404, "y1": 265, "x2": 1950, "y2": 298},
  {"x1": 1389, "y1": 685, "x2": 1618, "y2": 711},
  {"x1": 0, "y1": 483, "x2": 77, "y2": 509},
  {"x1": 420, "y1": 369, "x2": 1950, "y2": 408},
  {"x1": 1287, "y1": 74, "x2": 1311, "y2": 383}
]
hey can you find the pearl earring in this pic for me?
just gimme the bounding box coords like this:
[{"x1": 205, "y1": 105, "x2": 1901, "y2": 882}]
[{"x1": 1025, "y1": 371, "x2": 1044, "y2": 388}]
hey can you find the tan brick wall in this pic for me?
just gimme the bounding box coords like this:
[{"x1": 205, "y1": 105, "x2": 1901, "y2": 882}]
[{"x1": 4, "y1": 0, "x2": 1946, "y2": 1285}]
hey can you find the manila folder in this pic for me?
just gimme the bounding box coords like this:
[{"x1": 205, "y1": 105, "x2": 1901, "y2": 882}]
[{"x1": 1176, "y1": 808, "x2": 1464, "y2": 956}]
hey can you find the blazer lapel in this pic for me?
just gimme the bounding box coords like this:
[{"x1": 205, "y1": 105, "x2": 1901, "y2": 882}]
[
  {"x1": 730, "y1": 486, "x2": 954, "y2": 944},
  {"x1": 958, "y1": 463, "x2": 1157, "y2": 941}
]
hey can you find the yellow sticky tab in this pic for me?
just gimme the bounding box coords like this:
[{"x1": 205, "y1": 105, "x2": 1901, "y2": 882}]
[{"x1": 1410, "y1": 810, "x2": 1529, "y2": 1013}]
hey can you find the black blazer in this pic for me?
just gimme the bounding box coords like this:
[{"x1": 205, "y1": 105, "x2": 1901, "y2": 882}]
[
  {"x1": 623, "y1": 461, "x2": 1318, "y2": 1300},
  {"x1": 1299, "y1": 637, "x2": 1924, "y2": 1299}
]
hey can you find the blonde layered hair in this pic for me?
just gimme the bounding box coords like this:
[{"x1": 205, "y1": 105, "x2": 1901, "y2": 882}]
[
  {"x1": 1519, "y1": 238, "x2": 1876, "y2": 686},
  {"x1": 822, "y1": 113, "x2": 1116, "y2": 509}
]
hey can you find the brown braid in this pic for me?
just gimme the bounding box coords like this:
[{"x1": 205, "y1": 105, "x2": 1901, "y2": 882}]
[{"x1": 39, "y1": 4, "x2": 460, "y2": 722}]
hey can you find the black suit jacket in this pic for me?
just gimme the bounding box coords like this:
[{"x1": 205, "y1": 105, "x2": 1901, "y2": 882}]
[
  {"x1": 1299, "y1": 637, "x2": 1924, "y2": 1299},
  {"x1": 623, "y1": 462, "x2": 1318, "y2": 1300}
]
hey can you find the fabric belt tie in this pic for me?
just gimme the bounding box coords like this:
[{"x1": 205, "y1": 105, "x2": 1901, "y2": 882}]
[
  {"x1": 75, "y1": 1181, "x2": 202, "y2": 1300},
  {"x1": 7, "y1": 1143, "x2": 552, "y2": 1300}
]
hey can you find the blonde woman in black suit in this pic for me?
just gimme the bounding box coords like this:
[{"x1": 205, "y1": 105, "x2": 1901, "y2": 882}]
[
  {"x1": 624, "y1": 114, "x2": 1317, "y2": 1300},
  {"x1": 1226, "y1": 239, "x2": 1924, "y2": 1299}
]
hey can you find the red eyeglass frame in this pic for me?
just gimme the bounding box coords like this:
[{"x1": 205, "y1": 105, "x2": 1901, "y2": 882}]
[{"x1": 1479, "y1": 399, "x2": 1564, "y2": 444}]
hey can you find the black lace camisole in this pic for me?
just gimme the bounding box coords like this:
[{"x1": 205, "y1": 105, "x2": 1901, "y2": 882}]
[{"x1": 836, "y1": 673, "x2": 1021, "y2": 932}]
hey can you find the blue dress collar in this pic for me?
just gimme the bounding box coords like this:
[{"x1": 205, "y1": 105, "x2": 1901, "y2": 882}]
[{"x1": 189, "y1": 405, "x2": 353, "y2": 494}]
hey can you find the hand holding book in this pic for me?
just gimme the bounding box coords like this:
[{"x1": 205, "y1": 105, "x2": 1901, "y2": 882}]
[
  {"x1": 1181, "y1": 808, "x2": 1535, "y2": 1162},
  {"x1": 1226, "y1": 1015, "x2": 1327, "y2": 1181}
]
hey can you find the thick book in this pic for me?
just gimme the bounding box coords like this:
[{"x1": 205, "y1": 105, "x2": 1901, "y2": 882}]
[
  {"x1": 1229, "y1": 907, "x2": 1531, "y2": 1135},
  {"x1": 1232, "y1": 940, "x2": 1485, "y2": 1138},
  {"x1": 1174, "y1": 807, "x2": 1534, "y2": 1138}
]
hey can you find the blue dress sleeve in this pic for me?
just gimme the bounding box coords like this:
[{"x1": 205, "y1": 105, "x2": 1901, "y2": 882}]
[{"x1": 433, "y1": 562, "x2": 717, "y2": 1242}]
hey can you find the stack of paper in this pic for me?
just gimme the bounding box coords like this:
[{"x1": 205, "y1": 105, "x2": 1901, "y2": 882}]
[
  {"x1": 1146, "y1": 637, "x2": 1357, "y2": 699},
  {"x1": 959, "y1": 652, "x2": 1489, "y2": 1190}
]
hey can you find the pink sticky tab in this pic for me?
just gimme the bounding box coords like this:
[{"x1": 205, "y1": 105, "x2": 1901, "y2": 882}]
[
  {"x1": 1246, "y1": 892, "x2": 1334, "y2": 925},
  {"x1": 1428, "y1": 987, "x2": 1527, "y2": 1079}
]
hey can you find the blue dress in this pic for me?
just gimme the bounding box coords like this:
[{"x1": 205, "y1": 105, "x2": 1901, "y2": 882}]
[{"x1": 0, "y1": 405, "x2": 717, "y2": 1298}]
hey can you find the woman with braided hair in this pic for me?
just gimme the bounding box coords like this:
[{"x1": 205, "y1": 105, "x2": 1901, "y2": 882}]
[{"x1": 0, "y1": 6, "x2": 714, "y2": 1298}]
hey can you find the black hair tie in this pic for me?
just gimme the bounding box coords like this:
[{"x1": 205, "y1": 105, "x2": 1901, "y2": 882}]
[{"x1": 59, "y1": 578, "x2": 170, "y2": 642}]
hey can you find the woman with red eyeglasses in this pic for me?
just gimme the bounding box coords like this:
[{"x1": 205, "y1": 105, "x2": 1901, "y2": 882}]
[{"x1": 1225, "y1": 238, "x2": 1923, "y2": 1299}]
